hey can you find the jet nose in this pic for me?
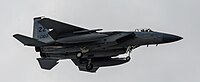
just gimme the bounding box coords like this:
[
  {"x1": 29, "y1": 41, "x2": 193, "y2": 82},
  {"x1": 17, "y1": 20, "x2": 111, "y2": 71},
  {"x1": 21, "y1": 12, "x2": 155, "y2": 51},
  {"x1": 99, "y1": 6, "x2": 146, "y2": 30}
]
[{"x1": 162, "y1": 34, "x2": 183, "y2": 43}]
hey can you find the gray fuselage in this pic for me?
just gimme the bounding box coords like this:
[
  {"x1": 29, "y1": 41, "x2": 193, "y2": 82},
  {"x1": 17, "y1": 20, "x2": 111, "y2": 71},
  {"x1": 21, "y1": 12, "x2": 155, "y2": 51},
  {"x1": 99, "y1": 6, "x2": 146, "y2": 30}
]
[{"x1": 40, "y1": 31, "x2": 182, "y2": 59}]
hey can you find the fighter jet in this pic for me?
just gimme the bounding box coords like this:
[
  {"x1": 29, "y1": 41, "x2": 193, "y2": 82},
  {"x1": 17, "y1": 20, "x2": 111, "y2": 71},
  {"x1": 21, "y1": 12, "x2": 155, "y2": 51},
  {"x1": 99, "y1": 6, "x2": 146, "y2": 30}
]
[{"x1": 13, "y1": 17, "x2": 183, "y2": 73}]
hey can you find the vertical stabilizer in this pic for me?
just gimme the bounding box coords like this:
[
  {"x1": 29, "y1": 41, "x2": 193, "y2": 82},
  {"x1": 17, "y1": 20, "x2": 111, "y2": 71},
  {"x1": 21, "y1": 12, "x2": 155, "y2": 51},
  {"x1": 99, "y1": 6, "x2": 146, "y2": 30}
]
[{"x1": 33, "y1": 17, "x2": 54, "y2": 43}]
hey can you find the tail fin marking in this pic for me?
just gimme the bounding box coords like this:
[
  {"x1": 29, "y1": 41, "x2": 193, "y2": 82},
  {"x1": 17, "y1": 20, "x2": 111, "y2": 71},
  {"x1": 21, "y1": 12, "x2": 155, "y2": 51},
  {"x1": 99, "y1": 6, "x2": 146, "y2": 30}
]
[{"x1": 33, "y1": 17, "x2": 54, "y2": 43}]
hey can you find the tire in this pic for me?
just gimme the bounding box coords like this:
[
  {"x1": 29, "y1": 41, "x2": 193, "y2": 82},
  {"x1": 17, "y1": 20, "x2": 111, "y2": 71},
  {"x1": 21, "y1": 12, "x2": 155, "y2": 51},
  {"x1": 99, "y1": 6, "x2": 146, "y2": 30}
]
[
  {"x1": 86, "y1": 63, "x2": 93, "y2": 71},
  {"x1": 126, "y1": 56, "x2": 131, "y2": 61}
]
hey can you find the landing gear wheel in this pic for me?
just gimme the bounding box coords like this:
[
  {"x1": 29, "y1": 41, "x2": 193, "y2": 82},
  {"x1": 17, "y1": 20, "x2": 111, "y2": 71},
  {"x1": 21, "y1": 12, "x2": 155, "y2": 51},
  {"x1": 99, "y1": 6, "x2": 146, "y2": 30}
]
[
  {"x1": 86, "y1": 63, "x2": 93, "y2": 71},
  {"x1": 76, "y1": 53, "x2": 82, "y2": 59},
  {"x1": 126, "y1": 56, "x2": 131, "y2": 61}
]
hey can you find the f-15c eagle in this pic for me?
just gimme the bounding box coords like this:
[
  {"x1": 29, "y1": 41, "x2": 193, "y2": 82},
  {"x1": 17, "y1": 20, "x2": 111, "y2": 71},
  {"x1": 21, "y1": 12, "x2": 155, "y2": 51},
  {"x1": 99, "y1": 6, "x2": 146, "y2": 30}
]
[{"x1": 13, "y1": 17, "x2": 183, "y2": 73}]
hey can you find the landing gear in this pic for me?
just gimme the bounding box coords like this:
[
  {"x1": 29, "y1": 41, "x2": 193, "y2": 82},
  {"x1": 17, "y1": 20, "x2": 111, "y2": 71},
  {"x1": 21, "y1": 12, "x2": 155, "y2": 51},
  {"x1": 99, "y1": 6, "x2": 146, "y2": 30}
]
[
  {"x1": 125, "y1": 51, "x2": 131, "y2": 61},
  {"x1": 126, "y1": 56, "x2": 131, "y2": 61},
  {"x1": 125, "y1": 46, "x2": 136, "y2": 61},
  {"x1": 86, "y1": 59, "x2": 93, "y2": 71},
  {"x1": 86, "y1": 63, "x2": 93, "y2": 71}
]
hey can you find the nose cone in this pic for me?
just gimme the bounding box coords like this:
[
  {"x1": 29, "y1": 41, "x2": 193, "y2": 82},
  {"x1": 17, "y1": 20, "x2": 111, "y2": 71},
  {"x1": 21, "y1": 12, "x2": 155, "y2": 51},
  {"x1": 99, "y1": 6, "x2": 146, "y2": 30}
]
[{"x1": 163, "y1": 34, "x2": 183, "y2": 43}]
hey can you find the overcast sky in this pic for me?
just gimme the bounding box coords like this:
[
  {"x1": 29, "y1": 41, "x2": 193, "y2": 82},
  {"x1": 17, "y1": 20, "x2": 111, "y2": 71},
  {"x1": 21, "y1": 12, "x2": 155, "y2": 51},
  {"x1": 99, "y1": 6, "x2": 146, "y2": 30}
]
[{"x1": 1, "y1": 0, "x2": 200, "y2": 82}]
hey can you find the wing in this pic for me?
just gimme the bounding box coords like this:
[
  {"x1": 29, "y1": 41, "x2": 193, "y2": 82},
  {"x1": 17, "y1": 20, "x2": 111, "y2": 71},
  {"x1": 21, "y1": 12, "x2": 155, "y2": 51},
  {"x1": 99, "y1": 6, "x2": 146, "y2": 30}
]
[{"x1": 37, "y1": 17, "x2": 88, "y2": 39}]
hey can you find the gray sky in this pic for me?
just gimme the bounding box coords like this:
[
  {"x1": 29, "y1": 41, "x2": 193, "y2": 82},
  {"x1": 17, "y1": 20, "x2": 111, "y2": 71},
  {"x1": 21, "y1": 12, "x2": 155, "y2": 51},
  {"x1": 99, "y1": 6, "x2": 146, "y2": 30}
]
[{"x1": 1, "y1": 0, "x2": 199, "y2": 82}]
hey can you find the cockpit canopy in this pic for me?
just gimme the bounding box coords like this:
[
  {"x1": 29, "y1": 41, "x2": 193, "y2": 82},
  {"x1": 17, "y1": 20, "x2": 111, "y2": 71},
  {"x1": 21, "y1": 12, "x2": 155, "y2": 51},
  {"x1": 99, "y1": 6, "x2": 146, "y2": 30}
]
[{"x1": 135, "y1": 28, "x2": 153, "y2": 32}]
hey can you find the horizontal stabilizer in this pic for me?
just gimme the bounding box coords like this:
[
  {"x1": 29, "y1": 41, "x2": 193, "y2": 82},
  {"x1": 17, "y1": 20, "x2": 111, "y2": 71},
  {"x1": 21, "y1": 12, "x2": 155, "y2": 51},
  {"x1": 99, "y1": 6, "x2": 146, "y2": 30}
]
[
  {"x1": 37, "y1": 58, "x2": 59, "y2": 70},
  {"x1": 13, "y1": 34, "x2": 46, "y2": 46}
]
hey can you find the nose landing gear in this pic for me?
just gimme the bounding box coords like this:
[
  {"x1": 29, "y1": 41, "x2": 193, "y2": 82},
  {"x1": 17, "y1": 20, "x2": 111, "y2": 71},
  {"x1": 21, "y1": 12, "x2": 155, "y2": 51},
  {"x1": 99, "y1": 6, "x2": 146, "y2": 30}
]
[
  {"x1": 125, "y1": 56, "x2": 131, "y2": 61},
  {"x1": 125, "y1": 46, "x2": 137, "y2": 61}
]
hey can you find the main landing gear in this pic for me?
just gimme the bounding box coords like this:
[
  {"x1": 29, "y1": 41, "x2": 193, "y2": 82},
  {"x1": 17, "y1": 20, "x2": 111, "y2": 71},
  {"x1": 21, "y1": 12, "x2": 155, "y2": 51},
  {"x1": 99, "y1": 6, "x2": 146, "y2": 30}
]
[
  {"x1": 76, "y1": 47, "x2": 93, "y2": 71},
  {"x1": 86, "y1": 59, "x2": 93, "y2": 70}
]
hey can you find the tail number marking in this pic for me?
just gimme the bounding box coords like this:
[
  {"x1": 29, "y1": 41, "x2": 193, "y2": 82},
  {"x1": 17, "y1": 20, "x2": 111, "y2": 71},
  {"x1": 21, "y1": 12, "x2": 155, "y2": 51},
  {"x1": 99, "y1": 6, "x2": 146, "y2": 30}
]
[
  {"x1": 38, "y1": 34, "x2": 48, "y2": 38},
  {"x1": 38, "y1": 27, "x2": 48, "y2": 38},
  {"x1": 38, "y1": 27, "x2": 46, "y2": 32}
]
